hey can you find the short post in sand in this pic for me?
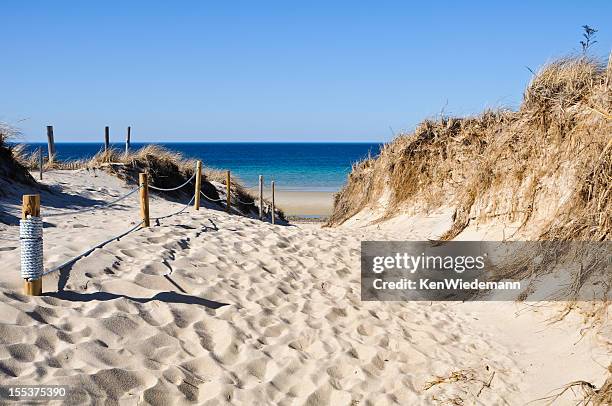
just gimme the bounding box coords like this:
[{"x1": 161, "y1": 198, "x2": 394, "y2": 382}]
[
  {"x1": 46, "y1": 125, "x2": 55, "y2": 164},
  {"x1": 22, "y1": 195, "x2": 42, "y2": 296},
  {"x1": 194, "y1": 160, "x2": 202, "y2": 210},
  {"x1": 38, "y1": 147, "x2": 43, "y2": 180},
  {"x1": 125, "y1": 126, "x2": 131, "y2": 154},
  {"x1": 226, "y1": 170, "x2": 231, "y2": 213},
  {"x1": 271, "y1": 181, "x2": 275, "y2": 225},
  {"x1": 104, "y1": 126, "x2": 110, "y2": 153},
  {"x1": 259, "y1": 175, "x2": 263, "y2": 220},
  {"x1": 139, "y1": 173, "x2": 150, "y2": 227}
]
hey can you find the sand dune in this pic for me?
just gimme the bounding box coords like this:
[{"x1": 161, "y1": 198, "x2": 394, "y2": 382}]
[{"x1": 0, "y1": 171, "x2": 609, "y2": 405}]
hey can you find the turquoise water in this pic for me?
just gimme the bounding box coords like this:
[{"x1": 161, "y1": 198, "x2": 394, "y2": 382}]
[{"x1": 21, "y1": 142, "x2": 382, "y2": 191}]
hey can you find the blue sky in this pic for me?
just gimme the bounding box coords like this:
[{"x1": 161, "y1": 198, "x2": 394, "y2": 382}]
[{"x1": 2, "y1": 1, "x2": 610, "y2": 142}]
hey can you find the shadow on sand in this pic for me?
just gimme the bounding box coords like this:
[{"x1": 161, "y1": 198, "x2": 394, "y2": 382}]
[
  {"x1": 0, "y1": 182, "x2": 131, "y2": 226},
  {"x1": 46, "y1": 290, "x2": 228, "y2": 309}
]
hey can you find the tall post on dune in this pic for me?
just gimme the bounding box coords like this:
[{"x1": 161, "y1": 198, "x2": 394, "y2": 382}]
[
  {"x1": 104, "y1": 126, "x2": 110, "y2": 152},
  {"x1": 194, "y1": 161, "x2": 202, "y2": 210},
  {"x1": 125, "y1": 126, "x2": 131, "y2": 154},
  {"x1": 258, "y1": 175, "x2": 263, "y2": 220},
  {"x1": 38, "y1": 148, "x2": 43, "y2": 180},
  {"x1": 271, "y1": 181, "x2": 275, "y2": 225},
  {"x1": 139, "y1": 173, "x2": 150, "y2": 227},
  {"x1": 46, "y1": 126, "x2": 55, "y2": 164},
  {"x1": 226, "y1": 170, "x2": 231, "y2": 213},
  {"x1": 22, "y1": 194, "x2": 42, "y2": 296}
]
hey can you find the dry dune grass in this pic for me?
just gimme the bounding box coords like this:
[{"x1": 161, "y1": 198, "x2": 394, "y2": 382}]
[
  {"x1": 327, "y1": 53, "x2": 612, "y2": 303},
  {"x1": 327, "y1": 55, "x2": 611, "y2": 243},
  {"x1": 0, "y1": 123, "x2": 37, "y2": 190},
  {"x1": 535, "y1": 369, "x2": 612, "y2": 406},
  {"x1": 16, "y1": 144, "x2": 284, "y2": 219}
]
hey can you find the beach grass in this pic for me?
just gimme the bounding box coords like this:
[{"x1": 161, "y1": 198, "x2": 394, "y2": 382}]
[
  {"x1": 14, "y1": 143, "x2": 285, "y2": 220},
  {"x1": 327, "y1": 55, "x2": 611, "y2": 243}
]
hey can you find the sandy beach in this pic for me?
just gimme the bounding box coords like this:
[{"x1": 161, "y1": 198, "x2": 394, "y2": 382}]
[
  {"x1": 252, "y1": 189, "x2": 335, "y2": 218},
  {"x1": 0, "y1": 170, "x2": 608, "y2": 405},
  {"x1": 2, "y1": 3, "x2": 610, "y2": 404}
]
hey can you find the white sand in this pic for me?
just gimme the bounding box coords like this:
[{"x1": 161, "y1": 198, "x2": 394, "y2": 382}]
[
  {"x1": 0, "y1": 170, "x2": 609, "y2": 405},
  {"x1": 249, "y1": 189, "x2": 335, "y2": 217}
]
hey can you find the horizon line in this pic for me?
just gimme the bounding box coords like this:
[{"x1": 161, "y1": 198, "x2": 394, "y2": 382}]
[{"x1": 16, "y1": 140, "x2": 387, "y2": 144}]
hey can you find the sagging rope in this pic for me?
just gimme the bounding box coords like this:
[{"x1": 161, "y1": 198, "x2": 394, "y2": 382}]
[
  {"x1": 20, "y1": 216, "x2": 43, "y2": 280},
  {"x1": 44, "y1": 186, "x2": 141, "y2": 217},
  {"x1": 149, "y1": 171, "x2": 196, "y2": 191},
  {"x1": 45, "y1": 192, "x2": 198, "y2": 274},
  {"x1": 200, "y1": 190, "x2": 225, "y2": 203},
  {"x1": 43, "y1": 221, "x2": 144, "y2": 276},
  {"x1": 16, "y1": 164, "x2": 275, "y2": 290},
  {"x1": 153, "y1": 195, "x2": 196, "y2": 221},
  {"x1": 201, "y1": 190, "x2": 259, "y2": 206},
  {"x1": 235, "y1": 197, "x2": 256, "y2": 205}
]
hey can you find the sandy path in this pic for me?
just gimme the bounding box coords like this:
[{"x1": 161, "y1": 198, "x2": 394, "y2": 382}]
[
  {"x1": 248, "y1": 188, "x2": 334, "y2": 217},
  {"x1": 0, "y1": 171, "x2": 608, "y2": 405}
]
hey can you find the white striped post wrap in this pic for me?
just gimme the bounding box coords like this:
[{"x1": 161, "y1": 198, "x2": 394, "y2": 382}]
[{"x1": 20, "y1": 216, "x2": 44, "y2": 280}]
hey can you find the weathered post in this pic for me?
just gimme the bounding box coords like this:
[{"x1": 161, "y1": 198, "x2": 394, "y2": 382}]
[
  {"x1": 226, "y1": 170, "x2": 231, "y2": 213},
  {"x1": 271, "y1": 181, "x2": 275, "y2": 225},
  {"x1": 125, "y1": 126, "x2": 131, "y2": 154},
  {"x1": 258, "y1": 175, "x2": 263, "y2": 220},
  {"x1": 104, "y1": 126, "x2": 110, "y2": 152},
  {"x1": 139, "y1": 173, "x2": 150, "y2": 227},
  {"x1": 46, "y1": 126, "x2": 55, "y2": 164},
  {"x1": 194, "y1": 161, "x2": 202, "y2": 210},
  {"x1": 38, "y1": 148, "x2": 43, "y2": 180},
  {"x1": 22, "y1": 194, "x2": 42, "y2": 296}
]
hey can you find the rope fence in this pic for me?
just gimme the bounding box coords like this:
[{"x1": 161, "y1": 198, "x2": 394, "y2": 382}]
[
  {"x1": 153, "y1": 195, "x2": 196, "y2": 222},
  {"x1": 16, "y1": 161, "x2": 278, "y2": 296},
  {"x1": 235, "y1": 197, "x2": 256, "y2": 205},
  {"x1": 148, "y1": 172, "x2": 196, "y2": 191},
  {"x1": 200, "y1": 190, "x2": 225, "y2": 203},
  {"x1": 44, "y1": 186, "x2": 141, "y2": 217},
  {"x1": 42, "y1": 221, "x2": 144, "y2": 276}
]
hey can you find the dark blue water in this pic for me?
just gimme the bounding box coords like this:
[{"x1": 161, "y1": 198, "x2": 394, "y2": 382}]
[{"x1": 20, "y1": 143, "x2": 382, "y2": 191}]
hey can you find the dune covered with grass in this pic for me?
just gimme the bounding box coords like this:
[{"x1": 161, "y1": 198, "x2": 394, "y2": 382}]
[
  {"x1": 327, "y1": 55, "x2": 611, "y2": 291},
  {"x1": 14, "y1": 144, "x2": 284, "y2": 222},
  {"x1": 327, "y1": 56, "x2": 610, "y2": 241}
]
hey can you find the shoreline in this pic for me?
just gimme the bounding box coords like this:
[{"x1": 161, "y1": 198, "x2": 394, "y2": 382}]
[{"x1": 249, "y1": 188, "x2": 335, "y2": 217}]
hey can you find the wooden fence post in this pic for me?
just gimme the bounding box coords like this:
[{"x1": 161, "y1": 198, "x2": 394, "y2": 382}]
[
  {"x1": 38, "y1": 147, "x2": 43, "y2": 180},
  {"x1": 125, "y1": 126, "x2": 131, "y2": 154},
  {"x1": 46, "y1": 126, "x2": 55, "y2": 164},
  {"x1": 104, "y1": 126, "x2": 110, "y2": 152},
  {"x1": 22, "y1": 195, "x2": 42, "y2": 296},
  {"x1": 259, "y1": 175, "x2": 263, "y2": 220},
  {"x1": 194, "y1": 161, "x2": 202, "y2": 210},
  {"x1": 139, "y1": 173, "x2": 150, "y2": 227},
  {"x1": 226, "y1": 170, "x2": 231, "y2": 213},
  {"x1": 271, "y1": 181, "x2": 275, "y2": 224}
]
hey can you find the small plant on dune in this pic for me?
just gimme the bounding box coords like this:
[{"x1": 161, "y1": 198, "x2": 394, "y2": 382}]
[{"x1": 580, "y1": 25, "x2": 598, "y2": 54}]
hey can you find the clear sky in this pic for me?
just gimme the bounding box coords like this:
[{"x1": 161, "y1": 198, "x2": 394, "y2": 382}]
[{"x1": 2, "y1": 1, "x2": 610, "y2": 143}]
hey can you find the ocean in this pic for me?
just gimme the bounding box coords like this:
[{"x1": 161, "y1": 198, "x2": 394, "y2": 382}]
[{"x1": 20, "y1": 142, "x2": 382, "y2": 191}]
